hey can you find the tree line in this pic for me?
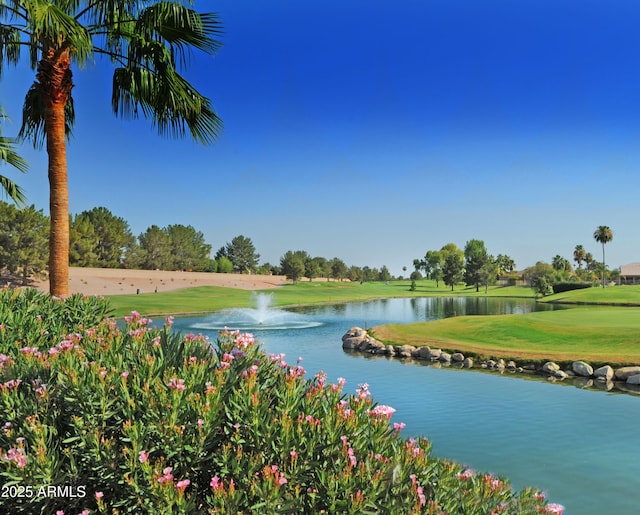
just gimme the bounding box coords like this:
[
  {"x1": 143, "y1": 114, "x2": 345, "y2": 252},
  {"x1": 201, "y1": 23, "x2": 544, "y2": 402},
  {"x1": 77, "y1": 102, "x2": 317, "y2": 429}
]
[
  {"x1": 0, "y1": 202, "x2": 395, "y2": 284},
  {"x1": 412, "y1": 225, "x2": 615, "y2": 296}
]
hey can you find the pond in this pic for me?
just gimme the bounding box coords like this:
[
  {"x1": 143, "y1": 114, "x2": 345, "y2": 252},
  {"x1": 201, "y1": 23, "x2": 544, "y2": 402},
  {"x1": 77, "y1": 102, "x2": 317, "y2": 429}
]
[{"x1": 173, "y1": 296, "x2": 640, "y2": 514}]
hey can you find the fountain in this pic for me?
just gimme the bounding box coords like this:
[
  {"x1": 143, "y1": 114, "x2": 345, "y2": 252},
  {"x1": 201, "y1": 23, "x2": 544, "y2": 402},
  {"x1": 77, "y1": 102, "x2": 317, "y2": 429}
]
[{"x1": 191, "y1": 292, "x2": 322, "y2": 331}]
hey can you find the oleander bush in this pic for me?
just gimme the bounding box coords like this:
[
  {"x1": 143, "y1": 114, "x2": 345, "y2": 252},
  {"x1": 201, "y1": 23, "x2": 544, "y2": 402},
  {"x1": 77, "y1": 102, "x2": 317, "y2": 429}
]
[{"x1": 0, "y1": 288, "x2": 564, "y2": 514}]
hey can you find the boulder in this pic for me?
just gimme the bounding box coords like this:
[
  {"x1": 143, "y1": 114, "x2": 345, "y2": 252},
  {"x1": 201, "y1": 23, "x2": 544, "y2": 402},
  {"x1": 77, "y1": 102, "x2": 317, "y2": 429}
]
[
  {"x1": 438, "y1": 352, "x2": 452, "y2": 363},
  {"x1": 542, "y1": 362, "x2": 560, "y2": 374},
  {"x1": 342, "y1": 327, "x2": 368, "y2": 349},
  {"x1": 572, "y1": 361, "x2": 593, "y2": 377},
  {"x1": 627, "y1": 374, "x2": 640, "y2": 385},
  {"x1": 463, "y1": 357, "x2": 474, "y2": 368},
  {"x1": 385, "y1": 345, "x2": 396, "y2": 356},
  {"x1": 451, "y1": 352, "x2": 465, "y2": 363},
  {"x1": 429, "y1": 348, "x2": 442, "y2": 360},
  {"x1": 614, "y1": 366, "x2": 640, "y2": 381},
  {"x1": 414, "y1": 346, "x2": 432, "y2": 359},
  {"x1": 506, "y1": 360, "x2": 517, "y2": 370},
  {"x1": 594, "y1": 365, "x2": 614, "y2": 381},
  {"x1": 397, "y1": 345, "x2": 416, "y2": 358},
  {"x1": 486, "y1": 359, "x2": 496, "y2": 369}
]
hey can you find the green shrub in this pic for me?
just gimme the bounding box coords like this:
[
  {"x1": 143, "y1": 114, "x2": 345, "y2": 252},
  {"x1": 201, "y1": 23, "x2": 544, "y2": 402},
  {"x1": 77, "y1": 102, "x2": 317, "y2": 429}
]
[
  {"x1": 0, "y1": 290, "x2": 562, "y2": 514},
  {"x1": 551, "y1": 282, "x2": 593, "y2": 294}
]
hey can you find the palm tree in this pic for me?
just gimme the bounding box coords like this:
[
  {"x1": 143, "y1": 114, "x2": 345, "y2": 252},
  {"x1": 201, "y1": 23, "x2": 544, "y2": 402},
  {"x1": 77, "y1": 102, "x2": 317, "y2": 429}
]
[
  {"x1": 573, "y1": 244, "x2": 586, "y2": 270},
  {"x1": 0, "y1": 2, "x2": 222, "y2": 296},
  {"x1": 0, "y1": 109, "x2": 27, "y2": 205},
  {"x1": 593, "y1": 226, "x2": 613, "y2": 287}
]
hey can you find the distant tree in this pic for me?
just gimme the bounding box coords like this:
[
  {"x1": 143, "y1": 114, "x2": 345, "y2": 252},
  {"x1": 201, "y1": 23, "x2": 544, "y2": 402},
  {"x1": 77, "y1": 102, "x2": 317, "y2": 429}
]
[
  {"x1": 551, "y1": 255, "x2": 572, "y2": 274},
  {"x1": 138, "y1": 225, "x2": 172, "y2": 270},
  {"x1": 347, "y1": 265, "x2": 362, "y2": 282},
  {"x1": 593, "y1": 225, "x2": 613, "y2": 287},
  {"x1": 495, "y1": 254, "x2": 516, "y2": 277},
  {"x1": 280, "y1": 251, "x2": 306, "y2": 283},
  {"x1": 402, "y1": 266, "x2": 407, "y2": 278},
  {"x1": 69, "y1": 214, "x2": 99, "y2": 267},
  {"x1": 330, "y1": 257, "x2": 348, "y2": 281},
  {"x1": 379, "y1": 265, "x2": 392, "y2": 282},
  {"x1": 312, "y1": 257, "x2": 331, "y2": 279},
  {"x1": 0, "y1": 202, "x2": 48, "y2": 284},
  {"x1": 77, "y1": 207, "x2": 136, "y2": 268},
  {"x1": 441, "y1": 243, "x2": 465, "y2": 291},
  {"x1": 425, "y1": 250, "x2": 444, "y2": 287},
  {"x1": 573, "y1": 245, "x2": 586, "y2": 270},
  {"x1": 221, "y1": 235, "x2": 260, "y2": 273},
  {"x1": 216, "y1": 256, "x2": 233, "y2": 273},
  {"x1": 522, "y1": 262, "x2": 555, "y2": 296},
  {"x1": 584, "y1": 252, "x2": 595, "y2": 271},
  {"x1": 464, "y1": 239, "x2": 489, "y2": 292},
  {"x1": 167, "y1": 224, "x2": 212, "y2": 271},
  {"x1": 478, "y1": 256, "x2": 498, "y2": 293},
  {"x1": 304, "y1": 255, "x2": 321, "y2": 282}
]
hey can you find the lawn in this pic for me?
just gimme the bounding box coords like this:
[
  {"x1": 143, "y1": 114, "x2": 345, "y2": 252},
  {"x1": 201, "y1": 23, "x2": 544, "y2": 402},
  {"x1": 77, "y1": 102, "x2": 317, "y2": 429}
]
[
  {"x1": 106, "y1": 279, "x2": 536, "y2": 317},
  {"x1": 371, "y1": 306, "x2": 640, "y2": 366}
]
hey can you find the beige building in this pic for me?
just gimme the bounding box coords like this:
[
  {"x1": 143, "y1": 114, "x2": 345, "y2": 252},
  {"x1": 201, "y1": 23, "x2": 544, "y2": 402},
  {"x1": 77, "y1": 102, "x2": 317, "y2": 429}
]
[{"x1": 619, "y1": 263, "x2": 640, "y2": 284}]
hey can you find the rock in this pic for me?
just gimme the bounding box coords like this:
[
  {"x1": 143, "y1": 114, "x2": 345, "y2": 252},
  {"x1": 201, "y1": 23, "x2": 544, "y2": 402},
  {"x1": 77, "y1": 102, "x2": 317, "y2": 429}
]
[
  {"x1": 542, "y1": 362, "x2": 560, "y2": 374},
  {"x1": 553, "y1": 370, "x2": 568, "y2": 380},
  {"x1": 486, "y1": 359, "x2": 496, "y2": 369},
  {"x1": 342, "y1": 327, "x2": 367, "y2": 349},
  {"x1": 451, "y1": 352, "x2": 465, "y2": 362},
  {"x1": 627, "y1": 374, "x2": 640, "y2": 385},
  {"x1": 415, "y1": 346, "x2": 432, "y2": 359},
  {"x1": 438, "y1": 352, "x2": 452, "y2": 363},
  {"x1": 572, "y1": 361, "x2": 593, "y2": 377},
  {"x1": 429, "y1": 349, "x2": 442, "y2": 360},
  {"x1": 385, "y1": 345, "x2": 395, "y2": 355},
  {"x1": 506, "y1": 360, "x2": 517, "y2": 370},
  {"x1": 397, "y1": 345, "x2": 416, "y2": 358},
  {"x1": 594, "y1": 365, "x2": 614, "y2": 381},
  {"x1": 496, "y1": 361, "x2": 506, "y2": 372},
  {"x1": 463, "y1": 357, "x2": 473, "y2": 368},
  {"x1": 614, "y1": 366, "x2": 640, "y2": 381}
]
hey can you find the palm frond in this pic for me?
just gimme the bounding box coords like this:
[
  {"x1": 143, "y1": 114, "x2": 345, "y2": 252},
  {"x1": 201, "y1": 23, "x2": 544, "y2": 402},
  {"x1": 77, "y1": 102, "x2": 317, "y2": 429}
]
[
  {"x1": 27, "y1": 0, "x2": 93, "y2": 65},
  {"x1": 112, "y1": 64, "x2": 222, "y2": 144},
  {"x1": 0, "y1": 174, "x2": 27, "y2": 206},
  {"x1": 19, "y1": 83, "x2": 75, "y2": 149},
  {"x1": 0, "y1": 24, "x2": 22, "y2": 76},
  {"x1": 137, "y1": 2, "x2": 223, "y2": 58}
]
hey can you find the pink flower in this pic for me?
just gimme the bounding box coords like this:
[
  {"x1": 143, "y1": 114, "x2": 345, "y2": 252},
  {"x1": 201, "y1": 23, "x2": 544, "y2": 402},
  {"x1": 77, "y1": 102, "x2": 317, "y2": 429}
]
[
  {"x1": 121, "y1": 372, "x2": 129, "y2": 379},
  {"x1": 175, "y1": 479, "x2": 190, "y2": 491},
  {"x1": 367, "y1": 404, "x2": 396, "y2": 418},
  {"x1": 57, "y1": 511, "x2": 64, "y2": 515},
  {"x1": 290, "y1": 450, "x2": 298, "y2": 459},
  {"x1": 138, "y1": 450, "x2": 149, "y2": 463},
  {"x1": 210, "y1": 475, "x2": 223, "y2": 492},
  {"x1": 79, "y1": 510, "x2": 89, "y2": 515},
  {"x1": 545, "y1": 503, "x2": 565, "y2": 514},
  {"x1": 95, "y1": 491, "x2": 103, "y2": 499},
  {"x1": 158, "y1": 466, "x2": 174, "y2": 484},
  {"x1": 456, "y1": 468, "x2": 474, "y2": 480},
  {"x1": 393, "y1": 422, "x2": 406, "y2": 431},
  {"x1": 197, "y1": 419, "x2": 204, "y2": 428},
  {"x1": 167, "y1": 378, "x2": 186, "y2": 391}
]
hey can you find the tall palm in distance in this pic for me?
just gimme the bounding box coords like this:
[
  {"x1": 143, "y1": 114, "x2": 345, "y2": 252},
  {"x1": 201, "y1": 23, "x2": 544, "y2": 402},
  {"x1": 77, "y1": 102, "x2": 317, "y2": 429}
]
[
  {"x1": 0, "y1": 1, "x2": 222, "y2": 296},
  {"x1": 573, "y1": 244, "x2": 586, "y2": 271},
  {"x1": 593, "y1": 226, "x2": 613, "y2": 287}
]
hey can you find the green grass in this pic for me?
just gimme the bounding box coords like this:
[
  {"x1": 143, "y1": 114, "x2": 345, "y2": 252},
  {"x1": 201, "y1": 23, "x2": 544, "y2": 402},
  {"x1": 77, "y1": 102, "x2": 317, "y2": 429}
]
[
  {"x1": 541, "y1": 284, "x2": 640, "y2": 305},
  {"x1": 372, "y1": 306, "x2": 640, "y2": 366},
  {"x1": 106, "y1": 279, "x2": 537, "y2": 317}
]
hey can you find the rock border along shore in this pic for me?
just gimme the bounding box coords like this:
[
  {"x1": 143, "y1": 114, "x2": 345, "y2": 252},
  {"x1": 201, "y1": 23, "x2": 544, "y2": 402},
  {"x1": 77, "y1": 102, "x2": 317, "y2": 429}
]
[{"x1": 341, "y1": 327, "x2": 640, "y2": 395}]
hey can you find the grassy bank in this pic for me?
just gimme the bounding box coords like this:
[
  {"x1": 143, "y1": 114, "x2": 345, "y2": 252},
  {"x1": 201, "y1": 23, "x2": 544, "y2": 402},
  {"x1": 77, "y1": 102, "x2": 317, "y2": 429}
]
[
  {"x1": 106, "y1": 279, "x2": 536, "y2": 317},
  {"x1": 372, "y1": 306, "x2": 640, "y2": 367},
  {"x1": 540, "y1": 284, "x2": 640, "y2": 305}
]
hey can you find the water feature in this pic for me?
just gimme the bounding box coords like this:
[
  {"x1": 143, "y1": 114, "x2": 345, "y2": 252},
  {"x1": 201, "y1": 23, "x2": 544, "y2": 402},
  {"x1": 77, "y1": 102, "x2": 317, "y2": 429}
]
[
  {"x1": 172, "y1": 296, "x2": 640, "y2": 514},
  {"x1": 191, "y1": 292, "x2": 322, "y2": 331}
]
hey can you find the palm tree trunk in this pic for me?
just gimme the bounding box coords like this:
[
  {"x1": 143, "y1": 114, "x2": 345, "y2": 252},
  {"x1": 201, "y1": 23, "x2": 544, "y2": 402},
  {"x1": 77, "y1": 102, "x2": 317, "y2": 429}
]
[
  {"x1": 41, "y1": 49, "x2": 73, "y2": 297},
  {"x1": 601, "y1": 243, "x2": 606, "y2": 288}
]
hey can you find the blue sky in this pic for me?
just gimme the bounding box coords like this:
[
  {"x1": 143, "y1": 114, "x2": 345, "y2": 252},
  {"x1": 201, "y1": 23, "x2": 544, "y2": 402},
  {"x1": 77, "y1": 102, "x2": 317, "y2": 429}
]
[{"x1": 1, "y1": 0, "x2": 639, "y2": 275}]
